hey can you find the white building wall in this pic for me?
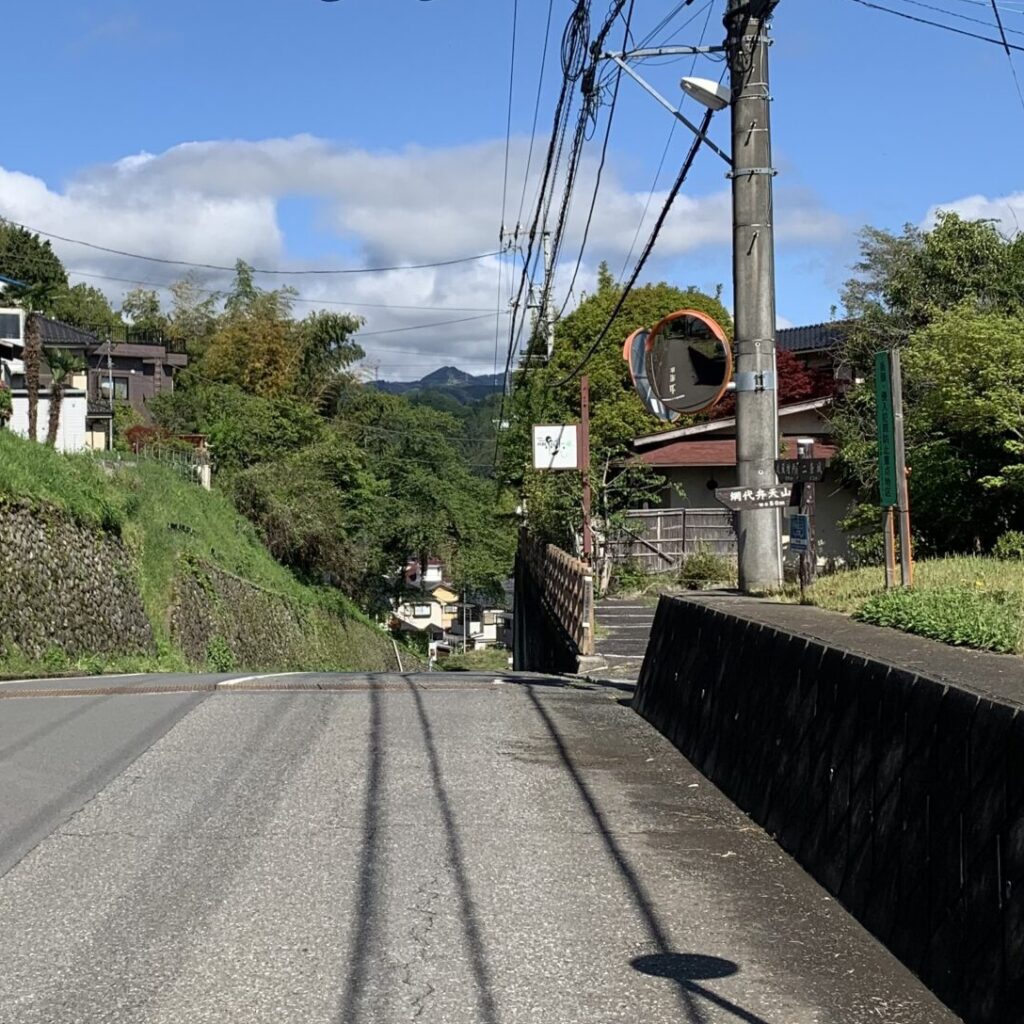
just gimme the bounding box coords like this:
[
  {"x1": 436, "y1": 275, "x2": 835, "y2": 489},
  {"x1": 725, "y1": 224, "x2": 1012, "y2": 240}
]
[{"x1": 8, "y1": 393, "x2": 88, "y2": 452}]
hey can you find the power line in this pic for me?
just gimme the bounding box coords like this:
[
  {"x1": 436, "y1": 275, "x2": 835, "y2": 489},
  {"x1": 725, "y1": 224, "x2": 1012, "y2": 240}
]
[
  {"x1": 621, "y1": 0, "x2": 717, "y2": 280},
  {"x1": 500, "y1": 0, "x2": 520, "y2": 240},
  {"x1": 897, "y1": 0, "x2": 1024, "y2": 31},
  {"x1": 989, "y1": 0, "x2": 1024, "y2": 113},
  {"x1": 556, "y1": 0, "x2": 636, "y2": 319},
  {"x1": 848, "y1": 0, "x2": 1024, "y2": 49},
  {"x1": 552, "y1": 107, "x2": 714, "y2": 389},
  {"x1": 356, "y1": 313, "x2": 499, "y2": 338},
  {"x1": 7, "y1": 220, "x2": 503, "y2": 275},
  {"x1": 514, "y1": 0, "x2": 557, "y2": 238}
]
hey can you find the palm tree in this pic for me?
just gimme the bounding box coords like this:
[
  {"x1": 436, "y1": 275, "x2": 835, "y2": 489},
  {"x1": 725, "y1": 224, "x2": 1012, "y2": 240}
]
[
  {"x1": 43, "y1": 347, "x2": 85, "y2": 448},
  {"x1": 24, "y1": 310, "x2": 43, "y2": 441}
]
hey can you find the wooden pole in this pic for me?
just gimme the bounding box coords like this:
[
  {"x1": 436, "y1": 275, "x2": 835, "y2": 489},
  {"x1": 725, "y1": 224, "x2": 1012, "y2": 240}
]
[
  {"x1": 890, "y1": 350, "x2": 913, "y2": 587},
  {"x1": 883, "y1": 507, "x2": 897, "y2": 590},
  {"x1": 581, "y1": 375, "x2": 593, "y2": 562}
]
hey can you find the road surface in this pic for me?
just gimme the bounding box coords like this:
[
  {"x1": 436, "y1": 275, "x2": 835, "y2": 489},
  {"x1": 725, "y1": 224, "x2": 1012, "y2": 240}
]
[{"x1": 0, "y1": 671, "x2": 959, "y2": 1023}]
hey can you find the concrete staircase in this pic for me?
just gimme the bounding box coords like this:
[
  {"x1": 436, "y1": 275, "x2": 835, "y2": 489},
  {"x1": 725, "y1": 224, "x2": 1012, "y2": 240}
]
[{"x1": 589, "y1": 597, "x2": 659, "y2": 682}]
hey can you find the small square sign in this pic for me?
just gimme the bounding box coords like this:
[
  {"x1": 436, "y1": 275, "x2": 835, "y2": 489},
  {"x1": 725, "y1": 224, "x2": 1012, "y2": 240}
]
[
  {"x1": 532, "y1": 425, "x2": 579, "y2": 471},
  {"x1": 789, "y1": 513, "x2": 810, "y2": 553}
]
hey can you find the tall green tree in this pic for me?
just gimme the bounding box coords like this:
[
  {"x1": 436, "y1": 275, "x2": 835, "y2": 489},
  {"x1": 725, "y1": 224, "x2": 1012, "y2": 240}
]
[
  {"x1": 502, "y1": 265, "x2": 731, "y2": 548},
  {"x1": 49, "y1": 284, "x2": 120, "y2": 333},
  {"x1": 834, "y1": 213, "x2": 1024, "y2": 554},
  {"x1": 0, "y1": 222, "x2": 67, "y2": 297}
]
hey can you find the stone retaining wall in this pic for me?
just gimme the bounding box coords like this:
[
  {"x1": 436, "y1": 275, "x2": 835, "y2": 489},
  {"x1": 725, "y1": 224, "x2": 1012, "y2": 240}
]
[
  {"x1": 171, "y1": 559, "x2": 398, "y2": 672},
  {"x1": 0, "y1": 499, "x2": 154, "y2": 660},
  {"x1": 633, "y1": 596, "x2": 1024, "y2": 1024}
]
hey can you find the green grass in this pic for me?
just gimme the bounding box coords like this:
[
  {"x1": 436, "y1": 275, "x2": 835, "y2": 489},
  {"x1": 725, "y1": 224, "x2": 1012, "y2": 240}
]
[
  {"x1": 438, "y1": 647, "x2": 512, "y2": 673},
  {"x1": 795, "y1": 557, "x2": 1024, "y2": 655},
  {"x1": 0, "y1": 431, "x2": 128, "y2": 531},
  {"x1": 0, "y1": 432, "x2": 392, "y2": 673}
]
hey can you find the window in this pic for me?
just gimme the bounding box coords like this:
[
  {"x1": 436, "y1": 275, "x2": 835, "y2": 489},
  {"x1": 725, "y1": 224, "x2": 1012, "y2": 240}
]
[
  {"x1": 112, "y1": 378, "x2": 129, "y2": 400},
  {"x1": 482, "y1": 611, "x2": 498, "y2": 626},
  {"x1": 413, "y1": 604, "x2": 432, "y2": 618},
  {"x1": 0, "y1": 312, "x2": 22, "y2": 340},
  {"x1": 444, "y1": 604, "x2": 459, "y2": 615}
]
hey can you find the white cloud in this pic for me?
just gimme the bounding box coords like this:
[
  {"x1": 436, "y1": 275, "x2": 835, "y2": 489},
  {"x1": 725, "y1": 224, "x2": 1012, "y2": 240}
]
[
  {"x1": 924, "y1": 191, "x2": 1024, "y2": 235},
  {"x1": 0, "y1": 135, "x2": 848, "y2": 378}
]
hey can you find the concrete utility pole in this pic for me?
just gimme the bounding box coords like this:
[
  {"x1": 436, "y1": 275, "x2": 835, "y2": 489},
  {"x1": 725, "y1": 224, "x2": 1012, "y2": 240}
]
[{"x1": 726, "y1": 0, "x2": 783, "y2": 592}]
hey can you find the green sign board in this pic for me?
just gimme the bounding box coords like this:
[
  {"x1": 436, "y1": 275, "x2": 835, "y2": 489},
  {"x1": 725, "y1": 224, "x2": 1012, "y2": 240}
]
[{"x1": 875, "y1": 351, "x2": 898, "y2": 507}]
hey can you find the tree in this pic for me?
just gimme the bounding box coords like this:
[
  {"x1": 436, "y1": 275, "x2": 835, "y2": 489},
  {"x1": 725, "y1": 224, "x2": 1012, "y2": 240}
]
[
  {"x1": 120, "y1": 288, "x2": 169, "y2": 337},
  {"x1": 43, "y1": 347, "x2": 86, "y2": 447},
  {"x1": 49, "y1": 283, "x2": 121, "y2": 334},
  {"x1": 201, "y1": 263, "x2": 299, "y2": 397},
  {"x1": 502, "y1": 266, "x2": 732, "y2": 549},
  {"x1": 0, "y1": 221, "x2": 67, "y2": 298},
  {"x1": 833, "y1": 214, "x2": 1024, "y2": 554},
  {"x1": 295, "y1": 309, "x2": 365, "y2": 411}
]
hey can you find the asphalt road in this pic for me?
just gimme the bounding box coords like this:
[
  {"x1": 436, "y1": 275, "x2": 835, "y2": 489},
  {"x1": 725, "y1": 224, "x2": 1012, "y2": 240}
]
[{"x1": 0, "y1": 672, "x2": 960, "y2": 1023}]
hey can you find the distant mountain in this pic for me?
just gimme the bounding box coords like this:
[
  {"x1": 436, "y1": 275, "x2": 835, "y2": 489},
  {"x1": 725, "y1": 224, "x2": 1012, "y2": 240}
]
[{"x1": 368, "y1": 366, "x2": 504, "y2": 403}]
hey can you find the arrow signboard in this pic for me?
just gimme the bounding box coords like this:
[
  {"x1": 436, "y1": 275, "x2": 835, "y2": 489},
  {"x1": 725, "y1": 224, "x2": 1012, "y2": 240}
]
[{"x1": 715, "y1": 485, "x2": 795, "y2": 512}]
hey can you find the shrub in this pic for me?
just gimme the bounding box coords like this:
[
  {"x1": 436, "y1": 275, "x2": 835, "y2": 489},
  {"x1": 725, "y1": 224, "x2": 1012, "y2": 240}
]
[
  {"x1": 855, "y1": 587, "x2": 1024, "y2": 654},
  {"x1": 609, "y1": 558, "x2": 651, "y2": 595},
  {"x1": 679, "y1": 548, "x2": 735, "y2": 590},
  {"x1": 993, "y1": 530, "x2": 1024, "y2": 561},
  {"x1": 206, "y1": 635, "x2": 236, "y2": 672}
]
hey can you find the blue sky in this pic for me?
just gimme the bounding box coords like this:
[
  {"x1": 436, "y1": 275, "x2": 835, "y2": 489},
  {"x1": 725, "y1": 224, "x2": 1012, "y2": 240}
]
[{"x1": 2, "y1": 0, "x2": 1023, "y2": 378}]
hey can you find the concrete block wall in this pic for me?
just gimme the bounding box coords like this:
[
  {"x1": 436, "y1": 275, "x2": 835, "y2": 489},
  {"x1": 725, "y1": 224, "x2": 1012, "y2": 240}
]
[{"x1": 633, "y1": 596, "x2": 1024, "y2": 1024}]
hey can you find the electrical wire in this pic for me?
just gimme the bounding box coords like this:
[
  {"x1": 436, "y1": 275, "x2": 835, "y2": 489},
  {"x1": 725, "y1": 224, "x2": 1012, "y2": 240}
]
[
  {"x1": 847, "y1": 0, "x2": 1024, "y2": 48},
  {"x1": 989, "y1": 0, "x2": 1024, "y2": 113},
  {"x1": 514, "y1": 0, "x2": 556, "y2": 240},
  {"x1": 556, "y1": 0, "x2": 636, "y2": 319},
  {"x1": 5, "y1": 220, "x2": 503, "y2": 275},
  {"x1": 897, "y1": 0, "x2": 1024, "y2": 31},
  {"x1": 619, "y1": 0, "x2": 717, "y2": 280},
  {"x1": 355, "y1": 313, "x2": 499, "y2": 338},
  {"x1": 499, "y1": 0, "x2": 520, "y2": 241},
  {"x1": 551, "y1": 107, "x2": 715, "y2": 389}
]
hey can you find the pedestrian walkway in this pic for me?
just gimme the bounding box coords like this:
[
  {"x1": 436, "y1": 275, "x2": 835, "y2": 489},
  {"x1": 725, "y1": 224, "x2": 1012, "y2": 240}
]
[{"x1": 591, "y1": 596, "x2": 659, "y2": 682}]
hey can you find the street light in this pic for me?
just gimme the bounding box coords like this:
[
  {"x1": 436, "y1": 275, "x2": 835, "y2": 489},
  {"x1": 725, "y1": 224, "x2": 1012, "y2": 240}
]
[{"x1": 679, "y1": 76, "x2": 731, "y2": 112}]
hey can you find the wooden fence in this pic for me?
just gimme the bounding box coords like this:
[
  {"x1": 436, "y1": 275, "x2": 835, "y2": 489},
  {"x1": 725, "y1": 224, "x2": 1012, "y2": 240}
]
[
  {"x1": 604, "y1": 508, "x2": 736, "y2": 573},
  {"x1": 519, "y1": 533, "x2": 595, "y2": 656}
]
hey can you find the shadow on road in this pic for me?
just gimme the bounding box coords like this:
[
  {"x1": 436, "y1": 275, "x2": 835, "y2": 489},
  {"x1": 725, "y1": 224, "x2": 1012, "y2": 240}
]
[
  {"x1": 404, "y1": 676, "x2": 500, "y2": 1024},
  {"x1": 524, "y1": 685, "x2": 773, "y2": 1024},
  {"x1": 336, "y1": 680, "x2": 385, "y2": 1023}
]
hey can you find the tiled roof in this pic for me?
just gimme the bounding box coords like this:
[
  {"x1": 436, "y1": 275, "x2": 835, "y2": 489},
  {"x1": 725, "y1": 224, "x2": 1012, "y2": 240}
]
[
  {"x1": 637, "y1": 438, "x2": 837, "y2": 469},
  {"x1": 777, "y1": 322, "x2": 846, "y2": 353},
  {"x1": 39, "y1": 318, "x2": 100, "y2": 348}
]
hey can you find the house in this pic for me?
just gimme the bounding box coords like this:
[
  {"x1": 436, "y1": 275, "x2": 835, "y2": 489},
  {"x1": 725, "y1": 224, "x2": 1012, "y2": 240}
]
[
  {"x1": 632, "y1": 397, "x2": 857, "y2": 560},
  {"x1": 391, "y1": 561, "x2": 461, "y2": 637},
  {"x1": 0, "y1": 311, "x2": 188, "y2": 451}
]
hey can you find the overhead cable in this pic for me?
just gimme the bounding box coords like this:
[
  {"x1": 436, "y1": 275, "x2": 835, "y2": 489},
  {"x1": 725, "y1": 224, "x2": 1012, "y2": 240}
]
[
  {"x1": 552, "y1": 108, "x2": 714, "y2": 389},
  {"x1": 6, "y1": 220, "x2": 503, "y2": 275},
  {"x1": 847, "y1": 0, "x2": 1024, "y2": 49}
]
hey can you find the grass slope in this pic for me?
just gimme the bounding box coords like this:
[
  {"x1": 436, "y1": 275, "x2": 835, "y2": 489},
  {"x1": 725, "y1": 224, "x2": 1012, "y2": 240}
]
[
  {"x1": 799, "y1": 557, "x2": 1024, "y2": 655},
  {"x1": 0, "y1": 432, "x2": 395, "y2": 674}
]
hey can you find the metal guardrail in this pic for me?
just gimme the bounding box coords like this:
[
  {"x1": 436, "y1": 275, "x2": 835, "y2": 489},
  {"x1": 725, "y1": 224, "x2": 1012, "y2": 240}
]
[{"x1": 520, "y1": 533, "x2": 595, "y2": 656}]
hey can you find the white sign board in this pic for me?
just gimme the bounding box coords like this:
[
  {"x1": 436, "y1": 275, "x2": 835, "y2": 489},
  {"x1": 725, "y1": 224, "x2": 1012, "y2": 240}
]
[{"x1": 532, "y1": 425, "x2": 579, "y2": 471}]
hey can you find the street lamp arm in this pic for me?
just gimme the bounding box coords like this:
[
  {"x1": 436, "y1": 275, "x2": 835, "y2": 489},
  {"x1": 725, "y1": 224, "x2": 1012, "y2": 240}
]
[{"x1": 608, "y1": 56, "x2": 733, "y2": 166}]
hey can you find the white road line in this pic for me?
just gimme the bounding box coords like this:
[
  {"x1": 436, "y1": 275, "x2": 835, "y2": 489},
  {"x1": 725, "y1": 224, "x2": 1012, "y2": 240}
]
[
  {"x1": 0, "y1": 672, "x2": 144, "y2": 688},
  {"x1": 217, "y1": 671, "x2": 314, "y2": 688}
]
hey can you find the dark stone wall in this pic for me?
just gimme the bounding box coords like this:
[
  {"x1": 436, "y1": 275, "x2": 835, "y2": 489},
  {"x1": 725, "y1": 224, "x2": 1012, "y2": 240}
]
[
  {"x1": 512, "y1": 545, "x2": 579, "y2": 675},
  {"x1": 634, "y1": 596, "x2": 1024, "y2": 1024},
  {"x1": 171, "y1": 559, "x2": 399, "y2": 673},
  {"x1": 0, "y1": 500, "x2": 154, "y2": 660}
]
